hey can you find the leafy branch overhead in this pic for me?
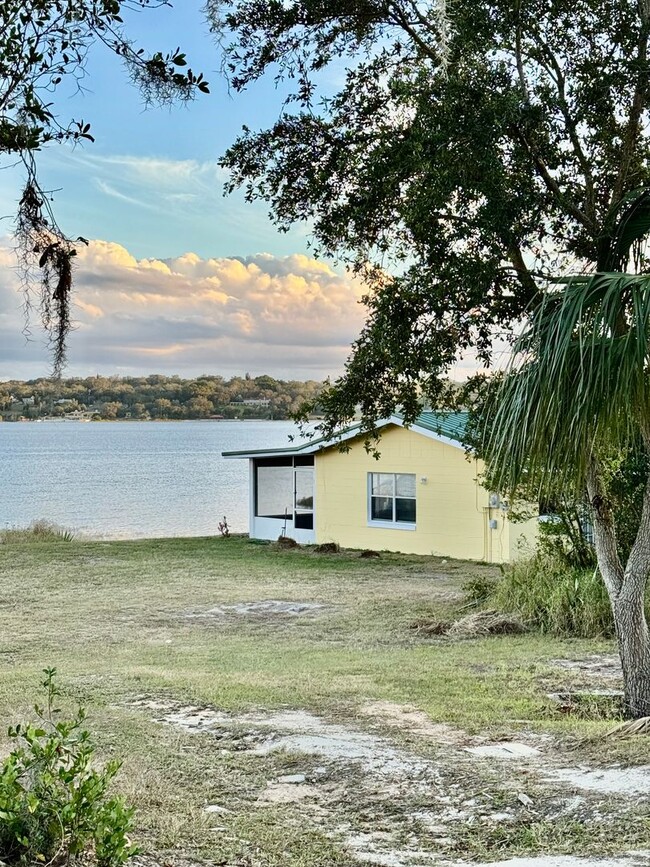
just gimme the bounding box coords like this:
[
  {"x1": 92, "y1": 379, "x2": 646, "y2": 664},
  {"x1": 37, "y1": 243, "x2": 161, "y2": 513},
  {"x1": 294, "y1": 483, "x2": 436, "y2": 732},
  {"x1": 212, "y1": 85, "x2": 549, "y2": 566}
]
[
  {"x1": 209, "y1": 0, "x2": 650, "y2": 436},
  {"x1": 0, "y1": 0, "x2": 209, "y2": 375}
]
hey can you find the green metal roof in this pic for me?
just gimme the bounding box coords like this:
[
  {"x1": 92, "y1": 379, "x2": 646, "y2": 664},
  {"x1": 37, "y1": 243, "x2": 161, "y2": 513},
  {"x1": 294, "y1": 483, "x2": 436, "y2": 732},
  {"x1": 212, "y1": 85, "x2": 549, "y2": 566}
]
[
  {"x1": 403, "y1": 410, "x2": 469, "y2": 442},
  {"x1": 222, "y1": 411, "x2": 469, "y2": 459}
]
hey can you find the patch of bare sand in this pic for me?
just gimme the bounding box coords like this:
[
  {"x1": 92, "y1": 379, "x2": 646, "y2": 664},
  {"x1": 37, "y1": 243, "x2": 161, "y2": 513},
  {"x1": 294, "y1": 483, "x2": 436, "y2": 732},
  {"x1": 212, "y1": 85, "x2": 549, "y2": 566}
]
[
  {"x1": 358, "y1": 701, "x2": 467, "y2": 745},
  {"x1": 449, "y1": 857, "x2": 650, "y2": 867},
  {"x1": 546, "y1": 765, "x2": 650, "y2": 795},
  {"x1": 344, "y1": 832, "x2": 439, "y2": 866},
  {"x1": 243, "y1": 709, "x2": 437, "y2": 778},
  {"x1": 347, "y1": 845, "x2": 650, "y2": 867},
  {"x1": 257, "y1": 781, "x2": 321, "y2": 804},
  {"x1": 549, "y1": 655, "x2": 622, "y2": 681},
  {"x1": 184, "y1": 599, "x2": 325, "y2": 618},
  {"x1": 360, "y1": 701, "x2": 545, "y2": 760},
  {"x1": 465, "y1": 742, "x2": 541, "y2": 758}
]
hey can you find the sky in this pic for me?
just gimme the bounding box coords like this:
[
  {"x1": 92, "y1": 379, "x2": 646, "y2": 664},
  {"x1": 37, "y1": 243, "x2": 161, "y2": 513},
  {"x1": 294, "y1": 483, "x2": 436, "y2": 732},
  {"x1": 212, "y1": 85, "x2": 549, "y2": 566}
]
[{"x1": 0, "y1": 1, "x2": 370, "y2": 381}]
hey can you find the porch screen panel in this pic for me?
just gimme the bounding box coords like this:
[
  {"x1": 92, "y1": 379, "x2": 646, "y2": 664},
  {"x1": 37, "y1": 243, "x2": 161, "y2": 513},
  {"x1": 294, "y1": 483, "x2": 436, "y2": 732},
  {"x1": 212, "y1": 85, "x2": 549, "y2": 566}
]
[
  {"x1": 256, "y1": 465, "x2": 293, "y2": 518},
  {"x1": 294, "y1": 469, "x2": 314, "y2": 511},
  {"x1": 294, "y1": 468, "x2": 314, "y2": 529}
]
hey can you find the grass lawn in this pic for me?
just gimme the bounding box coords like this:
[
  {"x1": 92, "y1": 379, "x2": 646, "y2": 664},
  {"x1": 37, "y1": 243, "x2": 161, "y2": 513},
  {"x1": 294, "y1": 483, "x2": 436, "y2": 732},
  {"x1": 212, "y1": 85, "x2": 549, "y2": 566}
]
[{"x1": 0, "y1": 535, "x2": 645, "y2": 866}]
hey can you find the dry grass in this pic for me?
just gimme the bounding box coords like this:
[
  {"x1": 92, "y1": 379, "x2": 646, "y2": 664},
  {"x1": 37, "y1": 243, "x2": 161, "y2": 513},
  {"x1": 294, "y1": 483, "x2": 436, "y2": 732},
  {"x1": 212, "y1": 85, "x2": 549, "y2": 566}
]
[
  {"x1": 607, "y1": 716, "x2": 650, "y2": 737},
  {"x1": 0, "y1": 535, "x2": 635, "y2": 866},
  {"x1": 313, "y1": 542, "x2": 340, "y2": 554},
  {"x1": 447, "y1": 609, "x2": 527, "y2": 638},
  {"x1": 408, "y1": 617, "x2": 451, "y2": 636},
  {"x1": 0, "y1": 519, "x2": 75, "y2": 543},
  {"x1": 409, "y1": 609, "x2": 526, "y2": 638}
]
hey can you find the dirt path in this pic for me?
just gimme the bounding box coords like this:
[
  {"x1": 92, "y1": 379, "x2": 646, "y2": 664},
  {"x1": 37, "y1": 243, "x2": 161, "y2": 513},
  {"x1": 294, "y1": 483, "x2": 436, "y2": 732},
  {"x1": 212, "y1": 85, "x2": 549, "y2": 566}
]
[{"x1": 126, "y1": 693, "x2": 650, "y2": 866}]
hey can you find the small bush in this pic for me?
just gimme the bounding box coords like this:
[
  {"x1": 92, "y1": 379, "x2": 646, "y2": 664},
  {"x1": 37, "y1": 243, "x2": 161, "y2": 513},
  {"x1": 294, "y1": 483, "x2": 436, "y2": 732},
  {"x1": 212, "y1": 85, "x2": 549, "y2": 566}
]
[
  {"x1": 492, "y1": 553, "x2": 613, "y2": 638},
  {"x1": 0, "y1": 668, "x2": 138, "y2": 867},
  {"x1": 0, "y1": 520, "x2": 75, "y2": 544}
]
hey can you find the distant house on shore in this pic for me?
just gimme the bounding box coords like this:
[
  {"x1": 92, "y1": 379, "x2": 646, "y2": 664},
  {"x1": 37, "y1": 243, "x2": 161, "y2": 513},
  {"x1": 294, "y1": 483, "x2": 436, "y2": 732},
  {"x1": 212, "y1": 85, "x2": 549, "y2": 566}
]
[{"x1": 223, "y1": 412, "x2": 537, "y2": 564}]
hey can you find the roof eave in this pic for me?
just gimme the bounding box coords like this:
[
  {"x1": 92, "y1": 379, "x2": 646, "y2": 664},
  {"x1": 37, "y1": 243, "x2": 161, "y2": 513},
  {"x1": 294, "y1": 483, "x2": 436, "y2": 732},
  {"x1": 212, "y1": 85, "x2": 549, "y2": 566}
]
[{"x1": 221, "y1": 414, "x2": 466, "y2": 460}]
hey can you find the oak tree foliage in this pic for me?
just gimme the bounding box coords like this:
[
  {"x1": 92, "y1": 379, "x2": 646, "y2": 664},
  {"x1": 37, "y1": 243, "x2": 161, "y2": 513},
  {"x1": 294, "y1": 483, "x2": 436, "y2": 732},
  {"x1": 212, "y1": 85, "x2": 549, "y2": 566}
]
[
  {"x1": 209, "y1": 0, "x2": 650, "y2": 436},
  {"x1": 0, "y1": 0, "x2": 208, "y2": 374}
]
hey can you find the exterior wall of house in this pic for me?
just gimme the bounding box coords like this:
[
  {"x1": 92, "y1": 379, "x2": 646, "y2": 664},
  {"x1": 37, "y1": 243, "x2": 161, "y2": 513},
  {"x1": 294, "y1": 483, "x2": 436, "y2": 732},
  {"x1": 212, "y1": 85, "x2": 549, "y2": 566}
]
[{"x1": 313, "y1": 424, "x2": 534, "y2": 563}]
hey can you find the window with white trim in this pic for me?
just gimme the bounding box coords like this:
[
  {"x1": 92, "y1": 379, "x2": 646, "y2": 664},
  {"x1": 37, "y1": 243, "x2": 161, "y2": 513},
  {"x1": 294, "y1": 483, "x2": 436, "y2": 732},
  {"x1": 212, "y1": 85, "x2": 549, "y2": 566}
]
[{"x1": 368, "y1": 473, "x2": 416, "y2": 526}]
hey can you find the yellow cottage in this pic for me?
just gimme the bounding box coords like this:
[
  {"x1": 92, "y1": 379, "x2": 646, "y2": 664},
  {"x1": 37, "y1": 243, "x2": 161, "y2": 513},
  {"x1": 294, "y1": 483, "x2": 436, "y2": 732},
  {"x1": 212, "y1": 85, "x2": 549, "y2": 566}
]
[{"x1": 223, "y1": 412, "x2": 537, "y2": 564}]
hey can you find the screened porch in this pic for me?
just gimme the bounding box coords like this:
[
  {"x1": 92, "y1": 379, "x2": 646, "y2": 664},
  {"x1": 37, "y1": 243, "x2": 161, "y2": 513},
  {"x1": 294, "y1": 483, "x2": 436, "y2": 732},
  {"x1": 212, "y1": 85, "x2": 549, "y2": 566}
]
[{"x1": 249, "y1": 455, "x2": 315, "y2": 543}]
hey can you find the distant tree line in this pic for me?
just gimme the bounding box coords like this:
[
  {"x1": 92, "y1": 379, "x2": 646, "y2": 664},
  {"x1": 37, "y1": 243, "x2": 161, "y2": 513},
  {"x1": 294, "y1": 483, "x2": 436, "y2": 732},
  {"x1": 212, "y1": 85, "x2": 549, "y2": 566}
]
[{"x1": 0, "y1": 374, "x2": 323, "y2": 421}]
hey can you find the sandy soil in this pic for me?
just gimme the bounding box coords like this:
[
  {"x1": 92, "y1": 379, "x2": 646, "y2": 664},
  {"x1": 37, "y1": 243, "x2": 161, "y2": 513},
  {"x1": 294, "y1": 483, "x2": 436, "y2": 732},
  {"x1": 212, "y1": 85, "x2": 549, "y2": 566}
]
[{"x1": 127, "y1": 681, "x2": 650, "y2": 867}]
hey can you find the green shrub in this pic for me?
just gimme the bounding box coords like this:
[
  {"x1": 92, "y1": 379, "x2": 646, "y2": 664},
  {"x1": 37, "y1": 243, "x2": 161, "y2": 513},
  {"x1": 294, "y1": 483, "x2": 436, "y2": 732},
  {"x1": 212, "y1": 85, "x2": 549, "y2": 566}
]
[
  {"x1": 0, "y1": 668, "x2": 138, "y2": 867},
  {"x1": 491, "y1": 553, "x2": 613, "y2": 638}
]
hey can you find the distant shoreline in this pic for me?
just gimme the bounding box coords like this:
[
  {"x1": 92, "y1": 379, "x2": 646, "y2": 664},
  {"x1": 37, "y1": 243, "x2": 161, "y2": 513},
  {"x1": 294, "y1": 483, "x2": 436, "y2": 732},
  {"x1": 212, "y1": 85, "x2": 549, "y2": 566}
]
[{"x1": 0, "y1": 417, "x2": 310, "y2": 423}]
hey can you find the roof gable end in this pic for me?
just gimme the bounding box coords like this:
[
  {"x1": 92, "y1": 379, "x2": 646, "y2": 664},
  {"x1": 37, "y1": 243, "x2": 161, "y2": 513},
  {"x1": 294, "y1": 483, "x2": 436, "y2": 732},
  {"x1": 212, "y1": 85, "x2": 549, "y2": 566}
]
[{"x1": 222, "y1": 411, "x2": 469, "y2": 460}]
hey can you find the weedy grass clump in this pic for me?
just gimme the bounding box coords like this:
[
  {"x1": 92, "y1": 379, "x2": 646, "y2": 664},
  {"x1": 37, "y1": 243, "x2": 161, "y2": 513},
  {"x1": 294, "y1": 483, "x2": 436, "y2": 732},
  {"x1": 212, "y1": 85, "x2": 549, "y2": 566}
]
[
  {"x1": 491, "y1": 553, "x2": 613, "y2": 638},
  {"x1": 0, "y1": 668, "x2": 138, "y2": 867},
  {"x1": 0, "y1": 520, "x2": 75, "y2": 544},
  {"x1": 461, "y1": 576, "x2": 500, "y2": 609}
]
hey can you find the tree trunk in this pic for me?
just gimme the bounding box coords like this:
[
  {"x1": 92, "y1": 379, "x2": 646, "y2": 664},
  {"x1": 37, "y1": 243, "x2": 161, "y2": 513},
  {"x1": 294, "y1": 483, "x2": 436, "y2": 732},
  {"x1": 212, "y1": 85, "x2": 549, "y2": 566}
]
[
  {"x1": 612, "y1": 575, "x2": 650, "y2": 718},
  {"x1": 587, "y1": 458, "x2": 650, "y2": 718}
]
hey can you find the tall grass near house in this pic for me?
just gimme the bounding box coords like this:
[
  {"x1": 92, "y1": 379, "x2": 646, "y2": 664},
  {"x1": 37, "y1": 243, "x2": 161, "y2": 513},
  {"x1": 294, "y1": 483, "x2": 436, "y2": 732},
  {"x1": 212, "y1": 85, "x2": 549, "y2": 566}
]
[{"x1": 492, "y1": 552, "x2": 613, "y2": 638}]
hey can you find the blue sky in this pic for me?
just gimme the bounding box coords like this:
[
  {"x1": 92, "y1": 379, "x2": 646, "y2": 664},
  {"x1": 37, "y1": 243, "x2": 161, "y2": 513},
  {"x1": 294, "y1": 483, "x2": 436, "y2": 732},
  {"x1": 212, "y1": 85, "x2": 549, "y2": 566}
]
[
  {"x1": 4, "y1": 0, "x2": 310, "y2": 260},
  {"x1": 0, "y1": 1, "x2": 369, "y2": 379}
]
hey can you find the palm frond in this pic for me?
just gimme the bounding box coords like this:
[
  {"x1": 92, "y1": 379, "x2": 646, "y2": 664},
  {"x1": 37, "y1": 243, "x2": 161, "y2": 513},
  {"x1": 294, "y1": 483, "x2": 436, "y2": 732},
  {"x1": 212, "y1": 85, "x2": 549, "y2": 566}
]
[
  {"x1": 598, "y1": 188, "x2": 650, "y2": 271},
  {"x1": 486, "y1": 271, "x2": 650, "y2": 497}
]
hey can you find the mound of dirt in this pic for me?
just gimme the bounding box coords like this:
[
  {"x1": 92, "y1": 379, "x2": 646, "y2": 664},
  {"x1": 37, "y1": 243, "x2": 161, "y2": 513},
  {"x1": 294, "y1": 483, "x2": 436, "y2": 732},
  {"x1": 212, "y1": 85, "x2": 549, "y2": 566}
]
[
  {"x1": 314, "y1": 542, "x2": 340, "y2": 554},
  {"x1": 359, "y1": 549, "x2": 381, "y2": 559},
  {"x1": 275, "y1": 536, "x2": 299, "y2": 549}
]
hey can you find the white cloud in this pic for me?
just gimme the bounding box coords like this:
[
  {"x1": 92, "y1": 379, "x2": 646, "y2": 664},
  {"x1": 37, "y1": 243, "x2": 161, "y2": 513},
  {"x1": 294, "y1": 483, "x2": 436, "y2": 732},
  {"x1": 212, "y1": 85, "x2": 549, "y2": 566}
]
[
  {"x1": 62, "y1": 152, "x2": 229, "y2": 203},
  {"x1": 90, "y1": 154, "x2": 228, "y2": 187},
  {"x1": 94, "y1": 179, "x2": 157, "y2": 211},
  {"x1": 0, "y1": 238, "x2": 368, "y2": 379},
  {"x1": 36, "y1": 148, "x2": 310, "y2": 258}
]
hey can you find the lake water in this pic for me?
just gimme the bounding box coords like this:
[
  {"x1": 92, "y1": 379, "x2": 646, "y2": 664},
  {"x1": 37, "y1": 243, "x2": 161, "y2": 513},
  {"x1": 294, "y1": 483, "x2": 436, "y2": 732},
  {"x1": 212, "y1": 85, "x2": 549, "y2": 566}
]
[{"x1": 0, "y1": 420, "x2": 302, "y2": 539}]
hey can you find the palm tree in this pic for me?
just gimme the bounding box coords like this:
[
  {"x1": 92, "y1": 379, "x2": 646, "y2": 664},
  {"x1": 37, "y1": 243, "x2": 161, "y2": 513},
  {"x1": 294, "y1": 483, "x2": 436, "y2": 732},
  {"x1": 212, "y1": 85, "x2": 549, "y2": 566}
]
[{"x1": 487, "y1": 188, "x2": 650, "y2": 719}]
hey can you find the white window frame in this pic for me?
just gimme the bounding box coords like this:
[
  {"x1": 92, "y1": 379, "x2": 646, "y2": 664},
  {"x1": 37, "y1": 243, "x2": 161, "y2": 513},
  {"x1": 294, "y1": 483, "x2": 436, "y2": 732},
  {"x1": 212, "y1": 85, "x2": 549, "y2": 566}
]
[{"x1": 367, "y1": 472, "x2": 417, "y2": 530}]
